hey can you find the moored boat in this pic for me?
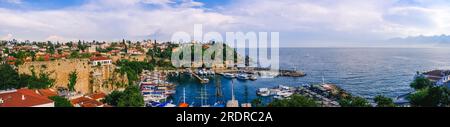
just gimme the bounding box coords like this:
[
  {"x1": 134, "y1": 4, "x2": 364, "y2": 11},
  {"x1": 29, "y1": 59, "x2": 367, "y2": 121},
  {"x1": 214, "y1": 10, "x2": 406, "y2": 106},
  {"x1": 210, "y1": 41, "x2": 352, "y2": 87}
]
[
  {"x1": 257, "y1": 88, "x2": 270, "y2": 97},
  {"x1": 237, "y1": 73, "x2": 249, "y2": 80},
  {"x1": 223, "y1": 73, "x2": 236, "y2": 79}
]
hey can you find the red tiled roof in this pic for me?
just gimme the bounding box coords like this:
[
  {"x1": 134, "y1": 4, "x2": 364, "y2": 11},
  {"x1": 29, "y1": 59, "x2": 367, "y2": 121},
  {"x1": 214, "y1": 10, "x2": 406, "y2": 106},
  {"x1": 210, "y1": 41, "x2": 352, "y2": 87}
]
[
  {"x1": 0, "y1": 89, "x2": 54, "y2": 107},
  {"x1": 37, "y1": 89, "x2": 58, "y2": 97},
  {"x1": 70, "y1": 97, "x2": 103, "y2": 107},
  {"x1": 7, "y1": 56, "x2": 16, "y2": 61},
  {"x1": 89, "y1": 93, "x2": 106, "y2": 100},
  {"x1": 110, "y1": 50, "x2": 120, "y2": 53},
  {"x1": 424, "y1": 70, "x2": 444, "y2": 77},
  {"x1": 90, "y1": 56, "x2": 110, "y2": 61}
]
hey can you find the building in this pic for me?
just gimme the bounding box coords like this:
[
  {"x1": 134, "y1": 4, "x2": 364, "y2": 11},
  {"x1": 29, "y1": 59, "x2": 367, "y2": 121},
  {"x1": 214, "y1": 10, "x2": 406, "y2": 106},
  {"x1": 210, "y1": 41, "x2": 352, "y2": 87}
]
[
  {"x1": 90, "y1": 56, "x2": 112, "y2": 66},
  {"x1": 0, "y1": 89, "x2": 55, "y2": 107},
  {"x1": 70, "y1": 96, "x2": 104, "y2": 107},
  {"x1": 87, "y1": 45, "x2": 98, "y2": 53},
  {"x1": 89, "y1": 92, "x2": 106, "y2": 102},
  {"x1": 6, "y1": 56, "x2": 16, "y2": 65},
  {"x1": 417, "y1": 70, "x2": 450, "y2": 87}
]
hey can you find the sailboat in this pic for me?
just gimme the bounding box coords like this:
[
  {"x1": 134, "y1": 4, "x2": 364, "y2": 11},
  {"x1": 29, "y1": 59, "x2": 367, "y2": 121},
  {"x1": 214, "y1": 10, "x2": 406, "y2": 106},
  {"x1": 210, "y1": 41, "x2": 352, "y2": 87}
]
[
  {"x1": 213, "y1": 75, "x2": 225, "y2": 107},
  {"x1": 226, "y1": 80, "x2": 239, "y2": 107},
  {"x1": 178, "y1": 88, "x2": 189, "y2": 107},
  {"x1": 197, "y1": 85, "x2": 210, "y2": 107}
]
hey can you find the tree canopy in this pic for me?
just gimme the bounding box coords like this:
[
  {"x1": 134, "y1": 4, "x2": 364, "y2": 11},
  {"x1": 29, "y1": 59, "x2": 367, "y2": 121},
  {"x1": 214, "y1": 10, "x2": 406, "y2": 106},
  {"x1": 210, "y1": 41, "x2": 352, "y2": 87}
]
[
  {"x1": 374, "y1": 95, "x2": 395, "y2": 107},
  {"x1": 68, "y1": 71, "x2": 77, "y2": 92},
  {"x1": 49, "y1": 96, "x2": 73, "y2": 107},
  {"x1": 116, "y1": 60, "x2": 155, "y2": 86},
  {"x1": 103, "y1": 86, "x2": 144, "y2": 107},
  {"x1": 268, "y1": 94, "x2": 318, "y2": 107},
  {"x1": 410, "y1": 77, "x2": 433, "y2": 90},
  {"x1": 339, "y1": 96, "x2": 372, "y2": 107},
  {"x1": 407, "y1": 77, "x2": 450, "y2": 107},
  {"x1": 0, "y1": 64, "x2": 23, "y2": 90}
]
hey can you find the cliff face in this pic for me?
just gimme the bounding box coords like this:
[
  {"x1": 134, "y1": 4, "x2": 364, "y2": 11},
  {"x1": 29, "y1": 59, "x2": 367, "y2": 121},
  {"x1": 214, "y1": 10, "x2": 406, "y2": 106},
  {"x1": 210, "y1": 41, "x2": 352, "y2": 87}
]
[
  {"x1": 90, "y1": 64, "x2": 128, "y2": 93},
  {"x1": 19, "y1": 59, "x2": 91, "y2": 94},
  {"x1": 18, "y1": 59, "x2": 127, "y2": 94}
]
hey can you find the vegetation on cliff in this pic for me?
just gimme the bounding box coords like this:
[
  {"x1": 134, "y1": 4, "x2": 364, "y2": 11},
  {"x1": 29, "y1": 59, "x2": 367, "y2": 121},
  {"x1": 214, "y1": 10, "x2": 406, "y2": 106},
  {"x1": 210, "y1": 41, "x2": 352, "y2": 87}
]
[
  {"x1": 116, "y1": 60, "x2": 155, "y2": 86},
  {"x1": 68, "y1": 70, "x2": 77, "y2": 92},
  {"x1": 0, "y1": 64, "x2": 55, "y2": 90},
  {"x1": 103, "y1": 85, "x2": 144, "y2": 107},
  {"x1": 268, "y1": 94, "x2": 319, "y2": 107}
]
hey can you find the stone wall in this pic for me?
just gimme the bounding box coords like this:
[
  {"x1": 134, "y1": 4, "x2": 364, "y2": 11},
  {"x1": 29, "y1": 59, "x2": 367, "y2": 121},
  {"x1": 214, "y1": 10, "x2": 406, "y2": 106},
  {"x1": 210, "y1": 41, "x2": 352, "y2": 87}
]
[
  {"x1": 18, "y1": 59, "x2": 129, "y2": 94},
  {"x1": 18, "y1": 59, "x2": 91, "y2": 94}
]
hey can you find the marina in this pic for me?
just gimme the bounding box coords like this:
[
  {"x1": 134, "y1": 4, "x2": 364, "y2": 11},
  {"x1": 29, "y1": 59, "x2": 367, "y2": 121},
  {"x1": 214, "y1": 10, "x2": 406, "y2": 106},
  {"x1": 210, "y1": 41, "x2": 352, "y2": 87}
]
[{"x1": 133, "y1": 48, "x2": 450, "y2": 107}]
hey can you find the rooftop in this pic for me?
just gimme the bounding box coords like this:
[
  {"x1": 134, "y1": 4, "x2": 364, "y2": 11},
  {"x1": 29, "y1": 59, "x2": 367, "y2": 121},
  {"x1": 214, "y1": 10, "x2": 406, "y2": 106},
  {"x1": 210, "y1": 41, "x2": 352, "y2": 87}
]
[
  {"x1": 70, "y1": 96, "x2": 104, "y2": 107},
  {"x1": 90, "y1": 56, "x2": 111, "y2": 61},
  {"x1": 0, "y1": 89, "x2": 54, "y2": 107}
]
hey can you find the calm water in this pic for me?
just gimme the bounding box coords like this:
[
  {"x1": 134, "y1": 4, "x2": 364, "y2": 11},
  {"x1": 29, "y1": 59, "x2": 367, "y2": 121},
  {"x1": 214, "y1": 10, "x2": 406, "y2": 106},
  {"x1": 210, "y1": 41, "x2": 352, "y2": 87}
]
[{"x1": 170, "y1": 48, "x2": 450, "y2": 106}]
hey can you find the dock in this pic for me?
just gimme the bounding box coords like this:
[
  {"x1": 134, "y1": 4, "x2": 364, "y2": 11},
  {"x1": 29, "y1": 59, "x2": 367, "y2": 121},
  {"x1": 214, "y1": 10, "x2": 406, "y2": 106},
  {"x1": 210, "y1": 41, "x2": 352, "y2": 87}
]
[{"x1": 192, "y1": 72, "x2": 210, "y2": 84}]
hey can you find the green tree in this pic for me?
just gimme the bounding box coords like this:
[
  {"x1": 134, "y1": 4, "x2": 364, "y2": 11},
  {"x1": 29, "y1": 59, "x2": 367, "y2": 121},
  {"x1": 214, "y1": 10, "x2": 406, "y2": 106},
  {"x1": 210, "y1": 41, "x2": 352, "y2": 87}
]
[
  {"x1": 103, "y1": 91, "x2": 124, "y2": 106},
  {"x1": 117, "y1": 85, "x2": 144, "y2": 107},
  {"x1": 49, "y1": 96, "x2": 73, "y2": 107},
  {"x1": 251, "y1": 97, "x2": 264, "y2": 107},
  {"x1": 25, "y1": 69, "x2": 55, "y2": 89},
  {"x1": 69, "y1": 51, "x2": 79, "y2": 59},
  {"x1": 68, "y1": 71, "x2": 77, "y2": 92},
  {"x1": 116, "y1": 60, "x2": 155, "y2": 85},
  {"x1": 374, "y1": 95, "x2": 395, "y2": 107},
  {"x1": 339, "y1": 96, "x2": 372, "y2": 107},
  {"x1": 47, "y1": 41, "x2": 55, "y2": 54},
  {"x1": 0, "y1": 64, "x2": 23, "y2": 90},
  {"x1": 408, "y1": 87, "x2": 445, "y2": 107},
  {"x1": 3, "y1": 48, "x2": 9, "y2": 54},
  {"x1": 77, "y1": 40, "x2": 87, "y2": 51},
  {"x1": 410, "y1": 77, "x2": 433, "y2": 90},
  {"x1": 268, "y1": 94, "x2": 318, "y2": 107}
]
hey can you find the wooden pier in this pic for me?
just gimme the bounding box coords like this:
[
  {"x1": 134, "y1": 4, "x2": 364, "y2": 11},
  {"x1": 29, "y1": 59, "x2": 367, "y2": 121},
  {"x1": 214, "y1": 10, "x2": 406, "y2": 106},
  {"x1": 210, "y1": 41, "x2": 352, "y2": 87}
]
[{"x1": 192, "y1": 72, "x2": 210, "y2": 84}]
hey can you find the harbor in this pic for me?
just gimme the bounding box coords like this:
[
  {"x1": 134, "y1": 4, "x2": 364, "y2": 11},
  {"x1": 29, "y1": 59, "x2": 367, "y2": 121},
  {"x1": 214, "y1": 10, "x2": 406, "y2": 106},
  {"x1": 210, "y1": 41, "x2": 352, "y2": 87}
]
[
  {"x1": 137, "y1": 66, "x2": 313, "y2": 107},
  {"x1": 256, "y1": 79, "x2": 345, "y2": 107}
]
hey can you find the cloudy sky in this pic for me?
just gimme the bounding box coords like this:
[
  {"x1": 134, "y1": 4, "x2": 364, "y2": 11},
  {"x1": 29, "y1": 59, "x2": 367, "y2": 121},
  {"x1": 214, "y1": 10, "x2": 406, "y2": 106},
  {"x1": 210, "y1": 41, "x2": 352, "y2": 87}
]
[{"x1": 1, "y1": 0, "x2": 450, "y2": 46}]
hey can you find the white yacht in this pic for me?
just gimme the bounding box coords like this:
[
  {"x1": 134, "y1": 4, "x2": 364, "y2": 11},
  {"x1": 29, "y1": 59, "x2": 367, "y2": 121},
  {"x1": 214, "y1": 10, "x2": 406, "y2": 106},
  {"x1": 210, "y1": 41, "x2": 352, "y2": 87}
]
[
  {"x1": 237, "y1": 73, "x2": 249, "y2": 80},
  {"x1": 258, "y1": 71, "x2": 279, "y2": 78},
  {"x1": 223, "y1": 73, "x2": 236, "y2": 79},
  {"x1": 249, "y1": 75, "x2": 257, "y2": 80},
  {"x1": 257, "y1": 88, "x2": 270, "y2": 97}
]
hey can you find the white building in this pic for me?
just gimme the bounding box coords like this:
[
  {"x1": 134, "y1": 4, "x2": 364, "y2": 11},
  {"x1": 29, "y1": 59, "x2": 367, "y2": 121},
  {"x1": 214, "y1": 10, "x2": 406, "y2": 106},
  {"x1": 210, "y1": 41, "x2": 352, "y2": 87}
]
[{"x1": 90, "y1": 56, "x2": 112, "y2": 66}]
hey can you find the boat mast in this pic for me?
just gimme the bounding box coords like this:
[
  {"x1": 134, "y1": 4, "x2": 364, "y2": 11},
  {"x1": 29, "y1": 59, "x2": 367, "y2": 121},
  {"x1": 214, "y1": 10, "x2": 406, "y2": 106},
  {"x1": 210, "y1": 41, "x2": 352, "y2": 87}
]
[
  {"x1": 215, "y1": 75, "x2": 223, "y2": 98},
  {"x1": 183, "y1": 88, "x2": 186, "y2": 103},
  {"x1": 231, "y1": 80, "x2": 235, "y2": 101},
  {"x1": 226, "y1": 79, "x2": 239, "y2": 107}
]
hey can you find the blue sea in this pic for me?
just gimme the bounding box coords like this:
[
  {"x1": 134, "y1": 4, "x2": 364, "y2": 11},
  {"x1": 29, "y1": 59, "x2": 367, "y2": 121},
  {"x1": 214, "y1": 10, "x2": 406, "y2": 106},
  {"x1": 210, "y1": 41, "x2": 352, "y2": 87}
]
[{"x1": 170, "y1": 48, "x2": 450, "y2": 106}]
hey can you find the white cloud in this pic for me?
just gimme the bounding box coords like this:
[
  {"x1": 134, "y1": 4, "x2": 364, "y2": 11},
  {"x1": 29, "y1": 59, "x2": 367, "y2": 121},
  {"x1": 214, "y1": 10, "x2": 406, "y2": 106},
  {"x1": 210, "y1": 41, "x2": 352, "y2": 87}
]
[
  {"x1": 45, "y1": 35, "x2": 67, "y2": 42},
  {"x1": 0, "y1": 0, "x2": 233, "y2": 42},
  {"x1": 0, "y1": 33, "x2": 13, "y2": 40},
  {"x1": 1, "y1": 0, "x2": 450, "y2": 45}
]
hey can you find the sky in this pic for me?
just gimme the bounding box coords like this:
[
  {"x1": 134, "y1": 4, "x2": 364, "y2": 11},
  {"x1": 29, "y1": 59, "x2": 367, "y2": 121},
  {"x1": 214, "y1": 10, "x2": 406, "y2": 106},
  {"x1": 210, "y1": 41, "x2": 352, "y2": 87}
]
[{"x1": 1, "y1": 0, "x2": 450, "y2": 47}]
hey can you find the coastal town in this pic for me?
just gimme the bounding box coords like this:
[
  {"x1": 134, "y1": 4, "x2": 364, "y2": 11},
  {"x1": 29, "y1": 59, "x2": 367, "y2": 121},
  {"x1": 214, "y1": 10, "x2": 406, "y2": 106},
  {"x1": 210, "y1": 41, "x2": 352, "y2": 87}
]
[
  {"x1": 1, "y1": 39, "x2": 450, "y2": 107},
  {"x1": 0, "y1": 39, "x2": 305, "y2": 107}
]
